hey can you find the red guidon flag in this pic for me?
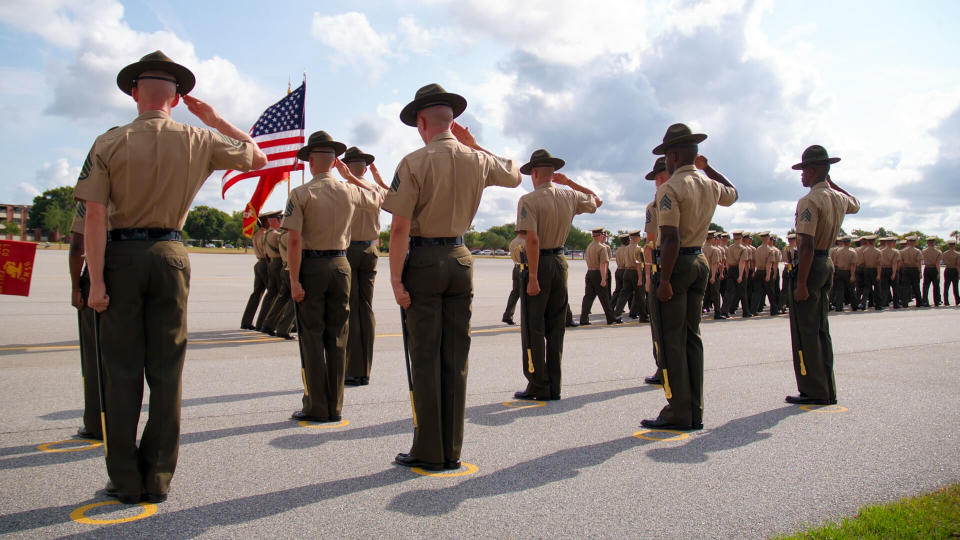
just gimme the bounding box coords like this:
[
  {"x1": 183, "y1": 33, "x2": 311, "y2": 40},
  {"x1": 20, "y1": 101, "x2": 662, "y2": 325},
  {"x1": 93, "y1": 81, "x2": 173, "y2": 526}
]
[
  {"x1": 0, "y1": 239, "x2": 37, "y2": 296},
  {"x1": 222, "y1": 81, "x2": 305, "y2": 237}
]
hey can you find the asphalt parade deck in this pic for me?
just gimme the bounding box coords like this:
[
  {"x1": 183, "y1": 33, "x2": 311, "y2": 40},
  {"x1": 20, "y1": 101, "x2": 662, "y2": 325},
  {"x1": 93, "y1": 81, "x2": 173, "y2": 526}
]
[{"x1": 1, "y1": 250, "x2": 958, "y2": 538}]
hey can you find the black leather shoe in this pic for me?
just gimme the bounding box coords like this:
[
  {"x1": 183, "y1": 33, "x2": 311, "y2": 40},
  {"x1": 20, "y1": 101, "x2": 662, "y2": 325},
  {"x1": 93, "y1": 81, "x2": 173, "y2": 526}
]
[
  {"x1": 444, "y1": 460, "x2": 462, "y2": 470},
  {"x1": 359, "y1": 377, "x2": 370, "y2": 385},
  {"x1": 644, "y1": 375, "x2": 663, "y2": 385},
  {"x1": 259, "y1": 328, "x2": 276, "y2": 336},
  {"x1": 579, "y1": 320, "x2": 591, "y2": 326},
  {"x1": 742, "y1": 312, "x2": 753, "y2": 318},
  {"x1": 241, "y1": 324, "x2": 256, "y2": 330},
  {"x1": 395, "y1": 453, "x2": 443, "y2": 471},
  {"x1": 103, "y1": 483, "x2": 141, "y2": 505},
  {"x1": 277, "y1": 333, "x2": 295, "y2": 340},
  {"x1": 565, "y1": 320, "x2": 579, "y2": 327},
  {"x1": 77, "y1": 427, "x2": 102, "y2": 440},
  {"x1": 714, "y1": 314, "x2": 728, "y2": 320},
  {"x1": 344, "y1": 376, "x2": 361, "y2": 386},
  {"x1": 513, "y1": 390, "x2": 550, "y2": 401},
  {"x1": 501, "y1": 316, "x2": 515, "y2": 325},
  {"x1": 328, "y1": 415, "x2": 342, "y2": 422},
  {"x1": 785, "y1": 394, "x2": 834, "y2": 405},
  {"x1": 550, "y1": 394, "x2": 561, "y2": 401},
  {"x1": 142, "y1": 492, "x2": 167, "y2": 503},
  {"x1": 609, "y1": 318, "x2": 623, "y2": 325},
  {"x1": 291, "y1": 410, "x2": 328, "y2": 422},
  {"x1": 640, "y1": 418, "x2": 699, "y2": 431}
]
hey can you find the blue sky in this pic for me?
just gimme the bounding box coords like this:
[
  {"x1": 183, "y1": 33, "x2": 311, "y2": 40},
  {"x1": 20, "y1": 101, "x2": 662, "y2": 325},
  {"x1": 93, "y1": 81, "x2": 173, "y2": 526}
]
[{"x1": 1, "y1": 0, "x2": 958, "y2": 237}]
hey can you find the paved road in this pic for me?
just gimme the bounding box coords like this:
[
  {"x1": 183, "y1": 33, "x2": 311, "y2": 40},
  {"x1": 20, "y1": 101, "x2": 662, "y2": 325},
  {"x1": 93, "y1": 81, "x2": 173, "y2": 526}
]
[{"x1": 1, "y1": 251, "x2": 958, "y2": 538}]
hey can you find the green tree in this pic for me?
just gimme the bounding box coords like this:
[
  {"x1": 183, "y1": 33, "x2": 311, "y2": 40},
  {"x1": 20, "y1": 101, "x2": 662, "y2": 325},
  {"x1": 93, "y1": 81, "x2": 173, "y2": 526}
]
[
  {"x1": 1, "y1": 220, "x2": 22, "y2": 236},
  {"x1": 379, "y1": 229, "x2": 391, "y2": 252},
  {"x1": 184, "y1": 205, "x2": 229, "y2": 246},
  {"x1": 28, "y1": 186, "x2": 75, "y2": 240},
  {"x1": 708, "y1": 222, "x2": 725, "y2": 233},
  {"x1": 464, "y1": 228, "x2": 483, "y2": 249},
  {"x1": 481, "y1": 231, "x2": 508, "y2": 250},
  {"x1": 487, "y1": 223, "x2": 516, "y2": 240},
  {"x1": 220, "y1": 211, "x2": 246, "y2": 248},
  {"x1": 565, "y1": 225, "x2": 592, "y2": 250}
]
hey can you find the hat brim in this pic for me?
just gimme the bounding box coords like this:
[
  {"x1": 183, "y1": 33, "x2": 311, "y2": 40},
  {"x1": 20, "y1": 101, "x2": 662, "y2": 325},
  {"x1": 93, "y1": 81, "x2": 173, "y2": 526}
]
[
  {"x1": 344, "y1": 153, "x2": 375, "y2": 165},
  {"x1": 520, "y1": 157, "x2": 565, "y2": 175},
  {"x1": 791, "y1": 157, "x2": 841, "y2": 170},
  {"x1": 296, "y1": 141, "x2": 347, "y2": 161},
  {"x1": 652, "y1": 133, "x2": 707, "y2": 155},
  {"x1": 399, "y1": 93, "x2": 467, "y2": 127},
  {"x1": 117, "y1": 60, "x2": 196, "y2": 96},
  {"x1": 644, "y1": 166, "x2": 666, "y2": 181}
]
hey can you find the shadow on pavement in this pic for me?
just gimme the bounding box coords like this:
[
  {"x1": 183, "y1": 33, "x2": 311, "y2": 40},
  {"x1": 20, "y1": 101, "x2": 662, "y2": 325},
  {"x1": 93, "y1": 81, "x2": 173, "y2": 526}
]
[
  {"x1": 0, "y1": 329, "x2": 289, "y2": 356},
  {"x1": 645, "y1": 405, "x2": 806, "y2": 464},
  {"x1": 0, "y1": 468, "x2": 413, "y2": 537},
  {"x1": 39, "y1": 389, "x2": 303, "y2": 421},
  {"x1": 386, "y1": 435, "x2": 656, "y2": 516}
]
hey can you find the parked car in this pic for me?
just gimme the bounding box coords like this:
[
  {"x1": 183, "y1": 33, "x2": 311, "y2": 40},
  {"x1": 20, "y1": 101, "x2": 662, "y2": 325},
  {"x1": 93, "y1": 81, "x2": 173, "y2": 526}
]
[
  {"x1": 224, "y1": 244, "x2": 234, "y2": 248},
  {"x1": 494, "y1": 249, "x2": 507, "y2": 256},
  {"x1": 480, "y1": 249, "x2": 493, "y2": 255},
  {"x1": 471, "y1": 249, "x2": 481, "y2": 255},
  {"x1": 204, "y1": 243, "x2": 216, "y2": 248}
]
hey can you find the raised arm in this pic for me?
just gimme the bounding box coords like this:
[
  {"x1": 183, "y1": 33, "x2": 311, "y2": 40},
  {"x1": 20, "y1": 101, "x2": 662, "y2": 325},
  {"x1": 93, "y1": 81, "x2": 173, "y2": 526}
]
[{"x1": 182, "y1": 94, "x2": 268, "y2": 169}]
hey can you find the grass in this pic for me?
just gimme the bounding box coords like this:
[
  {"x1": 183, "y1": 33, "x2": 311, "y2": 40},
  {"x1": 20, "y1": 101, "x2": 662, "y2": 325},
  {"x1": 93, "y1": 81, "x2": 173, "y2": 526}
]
[{"x1": 775, "y1": 483, "x2": 960, "y2": 539}]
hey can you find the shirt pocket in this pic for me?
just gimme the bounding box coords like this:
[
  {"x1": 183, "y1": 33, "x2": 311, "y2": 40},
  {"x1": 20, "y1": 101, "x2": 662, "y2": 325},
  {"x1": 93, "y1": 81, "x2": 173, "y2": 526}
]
[{"x1": 456, "y1": 255, "x2": 473, "y2": 268}]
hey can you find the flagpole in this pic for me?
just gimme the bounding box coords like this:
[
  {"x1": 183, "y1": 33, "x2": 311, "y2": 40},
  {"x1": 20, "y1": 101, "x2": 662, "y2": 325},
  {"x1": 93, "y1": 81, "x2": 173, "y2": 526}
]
[{"x1": 302, "y1": 71, "x2": 307, "y2": 186}]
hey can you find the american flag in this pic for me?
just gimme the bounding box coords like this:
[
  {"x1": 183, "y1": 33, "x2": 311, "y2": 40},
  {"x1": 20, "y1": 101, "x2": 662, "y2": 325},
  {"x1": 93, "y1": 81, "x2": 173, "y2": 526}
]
[{"x1": 221, "y1": 82, "x2": 306, "y2": 197}]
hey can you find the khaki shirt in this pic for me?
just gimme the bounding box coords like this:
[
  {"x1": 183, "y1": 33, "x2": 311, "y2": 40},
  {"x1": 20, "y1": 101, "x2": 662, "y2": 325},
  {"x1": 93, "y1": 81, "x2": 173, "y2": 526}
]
[
  {"x1": 349, "y1": 184, "x2": 387, "y2": 242},
  {"x1": 70, "y1": 201, "x2": 86, "y2": 235},
  {"x1": 834, "y1": 247, "x2": 857, "y2": 270},
  {"x1": 585, "y1": 240, "x2": 609, "y2": 270},
  {"x1": 879, "y1": 247, "x2": 900, "y2": 268},
  {"x1": 73, "y1": 110, "x2": 255, "y2": 229},
  {"x1": 922, "y1": 246, "x2": 942, "y2": 268},
  {"x1": 942, "y1": 248, "x2": 960, "y2": 270},
  {"x1": 727, "y1": 242, "x2": 744, "y2": 268},
  {"x1": 516, "y1": 182, "x2": 596, "y2": 249},
  {"x1": 644, "y1": 201, "x2": 658, "y2": 247},
  {"x1": 281, "y1": 172, "x2": 381, "y2": 250},
  {"x1": 862, "y1": 246, "x2": 882, "y2": 267},
  {"x1": 738, "y1": 244, "x2": 753, "y2": 265},
  {"x1": 855, "y1": 245, "x2": 866, "y2": 266},
  {"x1": 264, "y1": 229, "x2": 281, "y2": 259},
  {"x1": 754, "y1": 244, "x2": 771, "y2": 268},
  {"x1": 899, "y1": 246, "x2": 922, "y2": 268},
  {"x1": 383, "y1": 131, "x2": 519, "y2": 237},
  {"x1": 794, "y1": 181, "x2": 860, "y2": 250},
  {"x1": 782, "y1": 245, "x2": 795, "y2": 264},
  {"x1": 622, "y1": 243, "x2": 639, "y2": 269},
  {"x1": 656, "y1": 164, "x2": 737, "y2": 247},
  {"x1": 278, "y1": 229, "x2": 289, "y2": 267},
  {"x1": 252, "y1": 228, "x2": 267, "y2": 259},
  {"x1": 508, "y1": 235, "x2": 524, "y2": 264},
  {"x1": 704, "y1": 244, "x2": 722, "y2": 269}
]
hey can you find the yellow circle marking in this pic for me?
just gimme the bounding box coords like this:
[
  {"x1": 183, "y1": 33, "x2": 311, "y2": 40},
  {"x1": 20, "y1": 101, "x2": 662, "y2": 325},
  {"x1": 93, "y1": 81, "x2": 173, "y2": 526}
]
[
  {"x1": 412, "y1": 462, "x2": 479, "y2": 478},
  {"x1": 37, "y1": 439, "x2": 102, "y2": 453},
  {"x1": 799, "y1": 404, "x2": 848, "y2": 413},
  {"x1": 298, "y1": 419, "x2": 350, "y2": 429},
  {"x1": 502, "y1": 400, "x2": 547, "y2": 409},
  {"x1": 70, "y1": 500, "x2": 158, "y2": 525},
  {"x1": 633, "y1": 429, "x2": 690, "y2": 442}
]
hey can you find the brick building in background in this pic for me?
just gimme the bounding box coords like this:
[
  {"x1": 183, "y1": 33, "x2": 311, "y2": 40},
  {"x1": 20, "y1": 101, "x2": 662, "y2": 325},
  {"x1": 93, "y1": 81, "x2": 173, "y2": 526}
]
[{"x1": 0, "y1": 203, "x2": 42, "y2": 241}]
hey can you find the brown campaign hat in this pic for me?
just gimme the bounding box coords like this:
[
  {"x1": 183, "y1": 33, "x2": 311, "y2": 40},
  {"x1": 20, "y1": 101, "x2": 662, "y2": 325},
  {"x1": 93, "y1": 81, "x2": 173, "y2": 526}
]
[
  {"x1": 644, "y1": 157, "x2": 667, "y2": 180},
  {"x1": 342, "y1": 146, "x2": 375, "y2": 165},
  {"x1": 297, "y1": 131, "x2": 346, "y2": 161},
  {"x1": 117, "y1": 50, "x2": 195, "y2": 96},
  {"x1": 652, "y1": 123, "x2": 707, "y2": 155},
  {"x1": 792, "y1": 145, "x2": 841, "y2": 170},
  {"x1": 520, "y1": 149, "x2": 565, "y2": 175},
  {"x1": 399, "y1": 83, "x2": 467, "y2": 127}
]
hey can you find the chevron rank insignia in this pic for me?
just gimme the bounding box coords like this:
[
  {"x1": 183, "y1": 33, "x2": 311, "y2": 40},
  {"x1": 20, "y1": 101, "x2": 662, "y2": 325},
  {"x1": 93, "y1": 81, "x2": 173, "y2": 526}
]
[
  {"x1": 799, "y1": 208, "x2": 813, "y2": 222},
  {"x1": 390, "y1": 172, "x2": 401, "y2": 192},
  {"x1": 659, "y1": 195, "x2": 672, "y2": 211},
  {"x1": 645, "y1": 209, "x2": 652, "y2": 223}
]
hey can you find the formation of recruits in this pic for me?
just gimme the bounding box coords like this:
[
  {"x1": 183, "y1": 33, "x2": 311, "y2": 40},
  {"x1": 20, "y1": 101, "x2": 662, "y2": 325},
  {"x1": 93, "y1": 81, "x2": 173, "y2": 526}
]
[{"x1": 63, "y1": 51, "x2": 957, "y2": 504}]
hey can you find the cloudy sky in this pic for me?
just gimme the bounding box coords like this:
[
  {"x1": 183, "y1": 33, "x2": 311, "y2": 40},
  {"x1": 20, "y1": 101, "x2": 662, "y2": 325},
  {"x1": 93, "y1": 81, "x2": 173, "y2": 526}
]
[{"x1": 1, "y1": 0, "x2": 958, "y2": 238}]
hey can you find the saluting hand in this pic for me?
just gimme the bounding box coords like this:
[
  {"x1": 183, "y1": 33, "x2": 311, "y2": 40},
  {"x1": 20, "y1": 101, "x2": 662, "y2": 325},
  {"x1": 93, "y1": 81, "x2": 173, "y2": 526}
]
[
  {"x1": 695, "y1": 155, "x2": 709, "y2": 170},
  {"x1": 451, "y1": 121, "x2": 478, "y2": 148},
  {"x1": 334, "y1": 158, "x2": 355, "y2": 181},
  {"x1": 182, "y1": 95, "x2": 222, "y2": 128},
  {"x1": 291, "y1": 280, "x2": 305, "y2": 302},
  {"x1": 552, "y1": 172, "x2": 569, "y2": 186}
]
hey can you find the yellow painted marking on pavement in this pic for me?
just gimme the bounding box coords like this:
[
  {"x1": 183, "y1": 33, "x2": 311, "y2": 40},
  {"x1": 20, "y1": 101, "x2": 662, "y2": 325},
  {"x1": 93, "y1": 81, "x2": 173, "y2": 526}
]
[
  {"x1": 70, "y1": 501, "x2": 157, "y2": 524},
  {"x1": 413, "y1": 462, "x2": 479, "y2": 478},
  {"x1": 298, "y1": 419, "x2": 350, "y2": 429},
  {"x1": 36, "y1": 439, "x2": 102, "y2": 453},
  {"x1": 633, "y1": 429, "x2": 690, "y2": 442},
  {"x1": 799, "y1": 404, "x2": 848, "y2": 413},
  {"x1": 502, "y1": 400, "x2": 547, "y2": 409}
]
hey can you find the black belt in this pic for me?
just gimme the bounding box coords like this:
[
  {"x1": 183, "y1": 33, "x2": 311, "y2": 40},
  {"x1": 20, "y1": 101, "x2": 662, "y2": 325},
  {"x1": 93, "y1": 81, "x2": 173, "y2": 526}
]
[
  {"x1": 350, "y1": 240, "x2": 374, "y2": 246},
  {"x1": 108, "y1": 228, "x2": 182, "y2": 242},
  {"x1": 409, "y1": 236, "x2": 463, "y2": 247},
  {"x1": 540, "y1": 247, "x2": 564, "y2": 255},
  {"x1": 814, "y1": 250, "x2": 829, "y2": 257},
  {"x1": 303, "y1": 249, "x2": 346, "y2": 258},
  {"x1": 679, "y1": 247, "x2": 702, "y2": 255},
  {"x1": 258, "y1": 258, "x2": 268, "y2": 262}
]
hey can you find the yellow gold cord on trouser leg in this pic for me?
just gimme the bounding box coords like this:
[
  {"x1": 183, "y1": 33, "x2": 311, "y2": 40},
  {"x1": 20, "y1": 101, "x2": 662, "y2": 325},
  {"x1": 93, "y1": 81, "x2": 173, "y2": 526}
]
[
  {"x1": 301, "y1": 369, "x2": 309, "y2": 396},
  {"x1": 527, "y1": 350, "x2": 534, "y2": 374},
  {"x1": 100, "y1": 412, "x2": 108, "y2": 457},
  {"x1": 662, "y1": 369, "x2": 672, "y2": 399},
  {"x1": 799, "y1": 350, "x2": 807, "y2": 376},
  {"x1": 409, "y1": 391, "x2": 418, "y2": 428}
]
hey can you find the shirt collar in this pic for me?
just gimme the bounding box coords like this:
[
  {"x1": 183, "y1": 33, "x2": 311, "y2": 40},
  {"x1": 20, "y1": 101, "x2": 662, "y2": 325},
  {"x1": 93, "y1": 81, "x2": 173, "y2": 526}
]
[
  {"x1": 136, "y1": 110, "x2": 169, "y2": 121},
  {"x1": 810, "y1": 179, "x2": 830, "y2": 192},
  {"x1": 535, "y1": 181, "x2": 554, "y2": 191},
  {"x1": 431, "y1": 131, "x2": 457, "y2": 143},
  {"x1": 309, "y1": 171, "x2": 336, "y2": 183}
]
